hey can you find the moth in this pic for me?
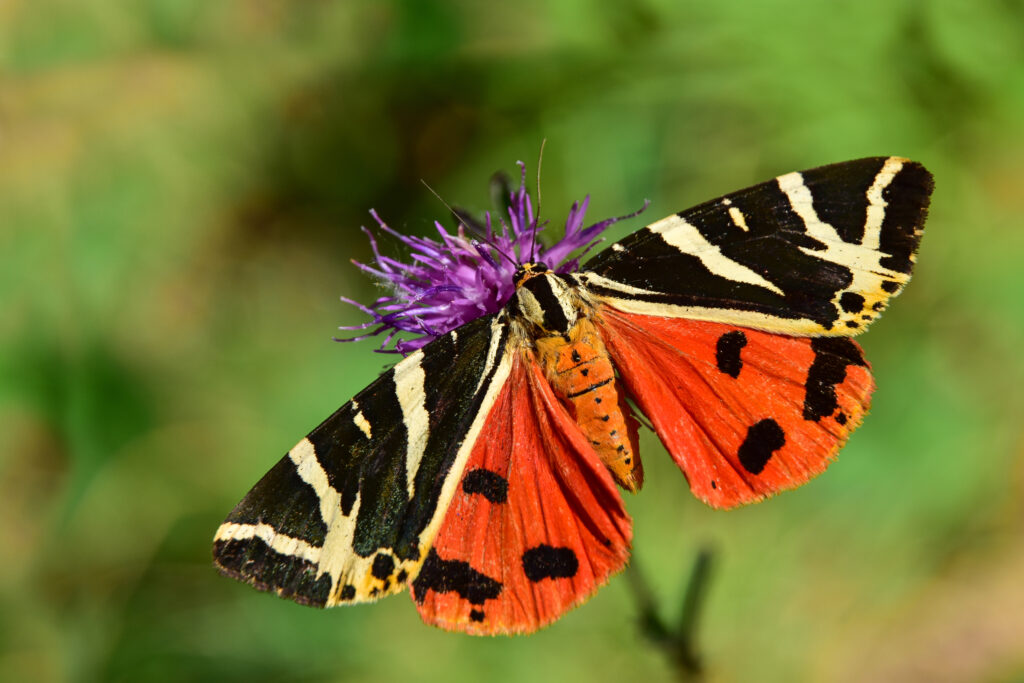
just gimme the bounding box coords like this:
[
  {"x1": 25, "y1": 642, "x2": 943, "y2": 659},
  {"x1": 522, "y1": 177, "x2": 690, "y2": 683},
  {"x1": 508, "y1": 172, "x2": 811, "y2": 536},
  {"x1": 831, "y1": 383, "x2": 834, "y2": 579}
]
[{"x1": 214, "y1": 157, "x2": 933, "y2": 634}]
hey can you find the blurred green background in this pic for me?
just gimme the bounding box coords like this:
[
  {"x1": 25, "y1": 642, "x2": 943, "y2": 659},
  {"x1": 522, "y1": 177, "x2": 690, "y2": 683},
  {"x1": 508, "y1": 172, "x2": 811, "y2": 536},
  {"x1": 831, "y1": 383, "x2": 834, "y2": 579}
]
[{"x1": 3, "y1": 1, "x2": 1024, "y2": 682}]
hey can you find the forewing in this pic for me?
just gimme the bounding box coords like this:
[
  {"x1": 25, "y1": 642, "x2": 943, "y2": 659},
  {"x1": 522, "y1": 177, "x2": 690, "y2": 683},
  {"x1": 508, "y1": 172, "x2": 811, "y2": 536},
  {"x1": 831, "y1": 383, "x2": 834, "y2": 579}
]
[
  {"x1": 598, "y1": 307, "x2": 874, "y2": 509},
  {"x1": 412, "y1": 353, "x2": 632, "y2": 634},
  {"x1": 213, "y1": 315, "x2": 513, "y2": 606},
  {"x1": 580, "y1": 157, "x2": 933, "y2": 335}
]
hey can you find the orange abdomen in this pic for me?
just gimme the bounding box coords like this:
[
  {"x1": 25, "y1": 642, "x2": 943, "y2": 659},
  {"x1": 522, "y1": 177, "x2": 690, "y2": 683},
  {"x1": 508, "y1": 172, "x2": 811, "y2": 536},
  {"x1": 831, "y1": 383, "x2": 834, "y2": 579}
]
[{"x1": 536, "y1": 320, "x2": 643, "y2": 492}]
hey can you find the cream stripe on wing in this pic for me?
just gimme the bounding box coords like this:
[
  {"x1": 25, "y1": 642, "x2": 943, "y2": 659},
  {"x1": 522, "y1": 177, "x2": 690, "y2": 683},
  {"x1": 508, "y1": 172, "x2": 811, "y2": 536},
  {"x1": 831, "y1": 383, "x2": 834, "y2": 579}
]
[
  {"x1": 288, "y1": 438, "x2": 362, "y2": 587},
  {"x1": 862, "y1": 156, "x2": 904, "y2": 250},
  {"x1": 350, "y1": 400, "x2": 373, "y2": 439},
  {"x1": 289, "y1": 438, "x2": 343, "y2": 527},
  {"x1": 776, "y1": 171, "x2": 844, "y2": 244},
  {"x1": 591, "y1": 293, "x2": 833, "y2": 335},
  {"x1": 393, "y1": 350, "x2": 430, "y2": 498},
  {"x1": 777, "y1": 170, "x2": 906, "y2": 274},
  {"x1": 776, "y1": 167, "x2": 910, "y2": 330},
  {"x1": 215, "y1": 522, "x2": 322, "y2": 564},
  {"x1": 474, "y1": 318, "x2": 506, "y2": 395},
  {"x1": 722, "y1": 197, "x2": 750, "y2": 232},
  {"x1": 647, "y1": 215, "x2": 785, "y2": 295}
]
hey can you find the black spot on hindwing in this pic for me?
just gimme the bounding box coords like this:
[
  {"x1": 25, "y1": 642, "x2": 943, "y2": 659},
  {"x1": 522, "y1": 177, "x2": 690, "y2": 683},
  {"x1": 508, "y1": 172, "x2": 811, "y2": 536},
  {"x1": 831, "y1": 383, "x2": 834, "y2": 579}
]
[
  {"x1": 737, "y1": 419, "x2": 786, "y2": 474},
  {"x1": 412, "y1": 549, "x2": 503, "y2": 605},
  {"x1": 803, "y1": 337, "x2": 868, "y2": 422},
  {"x1": 715, "y1": 330, "x2": 747, "y2": 378},
  {"x1": 522, "y1": 545, "x2": 579, "y2": 582},
  {"x1": 462, "y1": 468, "x2": 509, "y2": 504}
]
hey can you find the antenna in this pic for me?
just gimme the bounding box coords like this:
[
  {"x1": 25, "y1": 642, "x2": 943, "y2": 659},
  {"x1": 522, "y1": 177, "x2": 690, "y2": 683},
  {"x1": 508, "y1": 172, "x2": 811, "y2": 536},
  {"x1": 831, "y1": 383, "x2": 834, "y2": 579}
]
[
  {"x1": 421, "y1": 179, "x2": 518, "y2": 267},
  {"x1": 529, "y1": 138, "x2": 547, "y2": 264}
]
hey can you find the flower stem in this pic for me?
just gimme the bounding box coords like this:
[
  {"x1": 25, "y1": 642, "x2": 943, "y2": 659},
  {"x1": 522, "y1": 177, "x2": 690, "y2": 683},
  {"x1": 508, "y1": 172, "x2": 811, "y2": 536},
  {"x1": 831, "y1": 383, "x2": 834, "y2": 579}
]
[{"x1": 627, "y1": 547, "x2": 715, "y2": 682}]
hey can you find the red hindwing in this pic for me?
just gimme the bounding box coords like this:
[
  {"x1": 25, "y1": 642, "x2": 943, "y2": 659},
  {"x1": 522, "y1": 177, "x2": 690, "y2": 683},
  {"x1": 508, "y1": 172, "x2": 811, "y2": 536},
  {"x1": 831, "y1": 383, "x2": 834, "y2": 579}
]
[
  {"x1": 598, "y1": 307, "x2": 875, "y2": 509},
  {"x1": 412, "y1": 353, "x2": 632, "y2": 634}
]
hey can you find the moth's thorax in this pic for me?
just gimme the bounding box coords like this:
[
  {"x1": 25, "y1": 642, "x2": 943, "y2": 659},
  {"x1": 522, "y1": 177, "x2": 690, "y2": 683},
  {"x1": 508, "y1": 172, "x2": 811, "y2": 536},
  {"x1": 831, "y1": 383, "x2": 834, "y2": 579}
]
[
  {"x1": 507, "y1": 265, "x2": 643, "y2": 491},
  {"x1": 512, "y1": 265, "x2": 581, "y2": 335}
]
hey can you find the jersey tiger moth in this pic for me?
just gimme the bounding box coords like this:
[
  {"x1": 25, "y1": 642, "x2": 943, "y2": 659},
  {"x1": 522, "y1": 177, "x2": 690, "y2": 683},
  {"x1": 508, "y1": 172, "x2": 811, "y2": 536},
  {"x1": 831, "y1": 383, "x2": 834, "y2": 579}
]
[{"x1": 213, "y1": 156, "x2": 933, "y2": 634}]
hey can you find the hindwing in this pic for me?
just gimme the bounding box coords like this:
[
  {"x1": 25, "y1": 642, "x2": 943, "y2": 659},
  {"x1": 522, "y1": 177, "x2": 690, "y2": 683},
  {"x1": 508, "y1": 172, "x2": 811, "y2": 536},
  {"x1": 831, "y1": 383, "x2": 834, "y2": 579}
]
[
  {"x1": 597, "y1": 307, "x2": 874, "y2": 508},
  {"x1": 412, "y1": 353, "x2": 632, "y2": 634},
  {"x1": 214, "y1": 315, "x2": 513, "y2": 606},
  {"x1": 580, "y1": 157, "x2": 933, "y2": 335}
]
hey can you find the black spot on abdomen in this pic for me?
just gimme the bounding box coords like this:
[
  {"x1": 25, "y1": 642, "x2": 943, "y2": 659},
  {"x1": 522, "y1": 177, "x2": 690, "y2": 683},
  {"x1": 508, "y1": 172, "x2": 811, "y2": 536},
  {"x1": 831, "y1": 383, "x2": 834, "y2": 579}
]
[
  {"x1": 738, "y1": 419, "x2": 786, "y2": 474},
  {"x1": 803, "y1": 337, "x2": 867, "y2": 422},
  {"x1": 715, "y1": 330, "x2": 747, "y2": 378},
  {"x1": 522, "y1": 545, "x2": 579, "y2": 582},
  {"x1": 412, "y1": 549, "x2": 503, "y2": 605},
  {"x1": 462, "y1": 468, "x2": 509, "y2": 504}
]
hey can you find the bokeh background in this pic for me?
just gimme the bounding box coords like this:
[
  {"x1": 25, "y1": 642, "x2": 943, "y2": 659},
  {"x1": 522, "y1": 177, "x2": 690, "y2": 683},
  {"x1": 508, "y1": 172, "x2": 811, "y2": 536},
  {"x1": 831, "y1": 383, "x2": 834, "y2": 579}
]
[{"x1": 3, "y1": 2, "x2": 1024, "y2": 682}]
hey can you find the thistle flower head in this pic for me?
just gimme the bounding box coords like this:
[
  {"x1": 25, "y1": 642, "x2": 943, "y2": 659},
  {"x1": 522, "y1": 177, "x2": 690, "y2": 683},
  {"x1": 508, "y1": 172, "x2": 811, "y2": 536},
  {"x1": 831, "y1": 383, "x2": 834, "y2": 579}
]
[{"x1": 339, "y1": 162, "x2": 647, "y2": 354}]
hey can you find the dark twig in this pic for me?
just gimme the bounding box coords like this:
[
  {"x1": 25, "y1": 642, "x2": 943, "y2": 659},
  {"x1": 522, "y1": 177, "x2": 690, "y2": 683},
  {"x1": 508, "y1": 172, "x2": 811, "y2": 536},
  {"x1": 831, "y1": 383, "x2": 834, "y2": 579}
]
[{"x1": 627, "y1": 547, "x2": 715, "y2": 681}]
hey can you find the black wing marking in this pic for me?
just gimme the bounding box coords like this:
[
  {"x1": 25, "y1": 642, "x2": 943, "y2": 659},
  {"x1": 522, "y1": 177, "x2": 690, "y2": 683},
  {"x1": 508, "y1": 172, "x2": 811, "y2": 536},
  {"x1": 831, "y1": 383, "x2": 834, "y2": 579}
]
[
  {"x1": 213, "y1": 315, "x2": 513, "y2": 606},
  {"x1": 580, "y1": 157, "x2": 933, "y2": 335}
]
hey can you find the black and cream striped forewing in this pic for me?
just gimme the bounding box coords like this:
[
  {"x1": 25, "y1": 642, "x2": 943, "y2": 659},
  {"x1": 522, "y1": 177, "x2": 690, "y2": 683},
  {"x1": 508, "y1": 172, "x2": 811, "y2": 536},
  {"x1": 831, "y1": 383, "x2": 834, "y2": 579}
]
[
  {"x1": 213, "y1": 315, "x2": 513, "y2": 607},
  {"x1": 579, "y1": 157, "x2": 933, "y2": 336}
]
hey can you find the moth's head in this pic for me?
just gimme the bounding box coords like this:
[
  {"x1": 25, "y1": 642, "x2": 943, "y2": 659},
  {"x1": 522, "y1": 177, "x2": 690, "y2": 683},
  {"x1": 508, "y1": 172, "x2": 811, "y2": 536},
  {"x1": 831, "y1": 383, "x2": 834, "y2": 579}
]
[
  {"x1": 513, "y1": 264, "x2": 578, "y2": 334},
  {"x1": 513, "y1": 262, "x2": 549, "y2": 288}
]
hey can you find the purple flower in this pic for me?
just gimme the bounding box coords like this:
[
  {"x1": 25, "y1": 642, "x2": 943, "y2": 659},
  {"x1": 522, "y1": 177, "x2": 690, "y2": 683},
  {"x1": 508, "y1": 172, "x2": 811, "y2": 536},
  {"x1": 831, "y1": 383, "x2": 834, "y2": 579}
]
[{"x1": 338, "y1": 162, "x2": 648, "y2": 354}]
